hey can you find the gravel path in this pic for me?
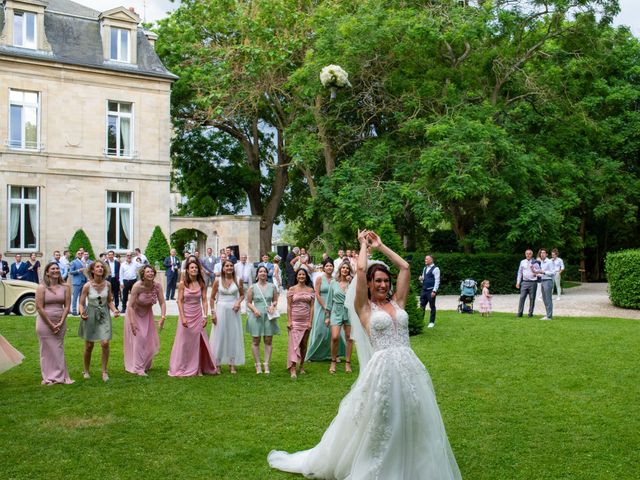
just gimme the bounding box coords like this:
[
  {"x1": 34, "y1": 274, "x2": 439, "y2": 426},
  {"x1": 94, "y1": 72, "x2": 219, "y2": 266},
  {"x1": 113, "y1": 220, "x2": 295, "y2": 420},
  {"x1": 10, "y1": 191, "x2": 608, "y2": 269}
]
[{"x1": 157, "y1": 283, "x2": 638, "y2": 320}]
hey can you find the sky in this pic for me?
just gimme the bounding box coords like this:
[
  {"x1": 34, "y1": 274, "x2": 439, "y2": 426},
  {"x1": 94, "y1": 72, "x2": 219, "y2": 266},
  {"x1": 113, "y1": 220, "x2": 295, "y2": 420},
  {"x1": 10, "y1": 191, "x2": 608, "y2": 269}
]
[{"x1": 73, "y1": 0, "x2": 640, "y2": 33}]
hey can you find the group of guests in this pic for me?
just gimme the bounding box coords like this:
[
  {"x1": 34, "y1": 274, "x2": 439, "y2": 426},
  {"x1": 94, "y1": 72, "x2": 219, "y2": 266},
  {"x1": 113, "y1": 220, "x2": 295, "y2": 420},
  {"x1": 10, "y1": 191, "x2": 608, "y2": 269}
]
[
  {"x1": 516, "y1": 248, "x2": 565, "y2": 320},
  {"x1": 0, "y1": 252, "x2": 42, "y2": 283}
]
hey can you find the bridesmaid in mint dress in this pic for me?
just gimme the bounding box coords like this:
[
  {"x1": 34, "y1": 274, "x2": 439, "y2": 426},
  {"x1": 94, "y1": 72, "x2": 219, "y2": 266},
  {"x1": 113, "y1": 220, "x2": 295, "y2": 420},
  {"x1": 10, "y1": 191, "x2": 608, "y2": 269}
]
[
  {"x1": 305, "y1": 259, "x2": 345, "y2": 362},
  {"x1": 327, "y1": 260, "x2": 354, "y2": 374},
  {"x1": 124, "y1": 265, "x2": 166, "y2": 376},
  {"x1": 78, "y1": 260, "x2": 120, "y2": 382},
  {"x1": 246, "y1": 265, "x2": 280, "y2": 374},
  {"x1": 168, "y1": 258, "x2": 217, "y2": 377}
]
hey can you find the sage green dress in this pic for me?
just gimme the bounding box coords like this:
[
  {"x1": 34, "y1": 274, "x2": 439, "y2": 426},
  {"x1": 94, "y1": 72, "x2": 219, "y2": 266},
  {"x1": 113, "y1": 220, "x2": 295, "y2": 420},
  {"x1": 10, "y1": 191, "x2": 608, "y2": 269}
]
[
  {"x1": 327, "y1": 279, "x2": 350, "y2": 326},
  {"x1": 246, "y1": 283, "x2": 281, "y2": 337},
  {"x1": 77, "y1": 283, "x2": 112, "y2": 341},
  {"x1": 305, "y1": 276, "x2": 345, "y2": 361}
]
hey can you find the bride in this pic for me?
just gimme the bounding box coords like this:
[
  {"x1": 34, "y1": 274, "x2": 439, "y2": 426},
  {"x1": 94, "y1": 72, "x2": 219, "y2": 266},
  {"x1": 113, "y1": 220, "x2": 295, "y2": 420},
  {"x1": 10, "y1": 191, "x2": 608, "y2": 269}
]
[{"x1": 268, "y1": 230, "x2": 462, "y2": 479}]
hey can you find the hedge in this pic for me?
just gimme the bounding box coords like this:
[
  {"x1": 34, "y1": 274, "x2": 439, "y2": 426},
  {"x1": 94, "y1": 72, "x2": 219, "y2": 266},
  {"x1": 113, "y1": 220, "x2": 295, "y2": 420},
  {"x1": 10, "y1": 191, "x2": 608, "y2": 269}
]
[
  {"x1": 145, "y1": 226, "x2": 171, "y2": 270},
  {"x1": 68, "y1": 229, "x2": 96, "y2": 260},
  {"x1": 605, "y1": 249, "x2": 640, "y2": 309},
  {"x1": 409, "y1": 253, "x2": 523, "y2": 295}
]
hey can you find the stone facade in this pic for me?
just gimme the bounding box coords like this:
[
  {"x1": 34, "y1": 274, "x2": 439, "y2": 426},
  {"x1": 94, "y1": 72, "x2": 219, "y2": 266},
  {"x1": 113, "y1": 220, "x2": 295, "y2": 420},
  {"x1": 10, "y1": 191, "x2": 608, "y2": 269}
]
[{"x1": 0, "y1": 1, "x2": 175, "y2": 261}]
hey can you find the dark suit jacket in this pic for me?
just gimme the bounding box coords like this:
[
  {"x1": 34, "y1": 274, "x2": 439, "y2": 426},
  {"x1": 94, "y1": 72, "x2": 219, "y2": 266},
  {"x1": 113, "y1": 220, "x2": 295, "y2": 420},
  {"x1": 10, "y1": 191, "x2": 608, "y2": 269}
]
[
  {"x1": 106, "y1": 260, "x2": 120, "y2": 281},
  {"x1": 163, "y1": 256, "x2": 180, "y2": 281},
  {"x1": 10, "y1": 261, "x2": 29, "y2": 280},
  {"x1": 0, "y1": 260, "x2": 8, "y2": 279}
]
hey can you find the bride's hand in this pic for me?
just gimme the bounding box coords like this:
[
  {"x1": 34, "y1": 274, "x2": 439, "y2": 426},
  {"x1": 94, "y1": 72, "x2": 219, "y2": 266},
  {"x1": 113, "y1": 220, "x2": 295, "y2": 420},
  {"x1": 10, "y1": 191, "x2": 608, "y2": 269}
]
[
  {"x1": 357, "y1": 229, "x2": 369, "y2": 245},
  {"x1": 367, "y1": 231, "x2": 382, "y2": 249}
]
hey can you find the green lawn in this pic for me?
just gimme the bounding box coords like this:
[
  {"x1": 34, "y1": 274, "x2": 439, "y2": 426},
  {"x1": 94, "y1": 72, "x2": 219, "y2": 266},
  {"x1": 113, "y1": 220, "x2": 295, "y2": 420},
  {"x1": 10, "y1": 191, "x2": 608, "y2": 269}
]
[{"x1": 1, "y1": 312, "x2": 638, "y2": 479}]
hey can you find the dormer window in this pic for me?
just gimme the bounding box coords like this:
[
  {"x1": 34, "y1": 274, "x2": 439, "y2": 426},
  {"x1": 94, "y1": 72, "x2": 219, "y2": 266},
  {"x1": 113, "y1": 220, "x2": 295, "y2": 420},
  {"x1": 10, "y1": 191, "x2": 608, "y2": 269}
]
[
  {"x1": 110, "y1": 27, "x2": 130, "y2": 62},
  {"x1": 13, "y1": 11, "x2": 37, "y2": 49}
]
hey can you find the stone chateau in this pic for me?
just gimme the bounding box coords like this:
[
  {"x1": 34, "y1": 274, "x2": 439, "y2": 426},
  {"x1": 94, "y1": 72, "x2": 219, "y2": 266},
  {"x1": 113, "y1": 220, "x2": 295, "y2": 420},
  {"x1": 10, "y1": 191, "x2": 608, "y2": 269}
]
[{"x1": 0, "y1": 0, "x2": 260, "y2": 264}]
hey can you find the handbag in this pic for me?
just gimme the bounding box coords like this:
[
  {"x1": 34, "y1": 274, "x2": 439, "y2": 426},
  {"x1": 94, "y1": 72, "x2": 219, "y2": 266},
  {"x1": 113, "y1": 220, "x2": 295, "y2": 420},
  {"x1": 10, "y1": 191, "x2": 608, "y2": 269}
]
[{"x1": 255, "y1": 284, "x2": 279, "y2": 320}]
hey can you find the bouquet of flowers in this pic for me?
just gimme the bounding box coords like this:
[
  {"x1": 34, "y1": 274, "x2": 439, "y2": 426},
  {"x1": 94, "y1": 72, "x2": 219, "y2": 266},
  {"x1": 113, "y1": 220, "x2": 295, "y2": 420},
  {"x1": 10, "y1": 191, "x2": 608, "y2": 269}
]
[{"x1": 320, "y1": 64, "x2": 352, "y2": 100}]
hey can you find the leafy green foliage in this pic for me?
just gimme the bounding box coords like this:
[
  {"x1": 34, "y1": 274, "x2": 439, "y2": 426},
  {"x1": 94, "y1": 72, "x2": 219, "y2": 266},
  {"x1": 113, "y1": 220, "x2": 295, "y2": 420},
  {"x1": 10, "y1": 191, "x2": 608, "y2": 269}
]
[
  {"x1": 410, "y1": 253, "x2": 522, "y2": 295},
  {"x1": 405, "y1": 281, "x2": 424, "y2": 336},
  {"x1": 144, "y1": 226, "x2": 171, "y2": 270},
  {"x1": 68, "y1": 229, "x2": 96, "y2": 260},
  {"x1": 605, "y1": 249, "x2": 640, "y2": 309}
]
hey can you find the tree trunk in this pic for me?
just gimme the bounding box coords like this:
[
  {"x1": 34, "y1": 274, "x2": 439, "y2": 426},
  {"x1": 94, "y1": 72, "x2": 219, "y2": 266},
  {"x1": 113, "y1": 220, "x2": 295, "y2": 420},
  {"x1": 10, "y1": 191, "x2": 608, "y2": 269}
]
[{"x1": 579, "y1": 213, "x2": 587, "y2": 282}]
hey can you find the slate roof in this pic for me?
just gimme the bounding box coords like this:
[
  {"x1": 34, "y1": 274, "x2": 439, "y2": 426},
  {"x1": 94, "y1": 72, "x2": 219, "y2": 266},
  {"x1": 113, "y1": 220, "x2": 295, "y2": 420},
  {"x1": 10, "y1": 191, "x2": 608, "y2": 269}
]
[{"x1": 0, "y1": 0, "x2": 177, "y2": 80}]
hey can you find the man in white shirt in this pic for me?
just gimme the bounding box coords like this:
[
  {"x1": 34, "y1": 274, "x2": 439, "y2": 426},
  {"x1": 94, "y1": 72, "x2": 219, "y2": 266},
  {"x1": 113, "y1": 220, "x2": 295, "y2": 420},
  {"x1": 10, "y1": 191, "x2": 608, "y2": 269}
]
[
  {"x1": 235, "y1": 254, "x2": 253, "y2": 287},
  {"x1": 120, "y1": 251, "x2": 139, "y2": 313},
  {"x1": 105, "y1": 250, "x2": 121, "y2": 310},
  {"x1": 551, "y1": 249, "x2": 565, "y2": 300},
  {"x1": 516, "y1": 249, "x2": 539, "y2": 318},
  {"x1": 134, "y1": 248, "x2": 148, "y2": 265},
  {"x1": 419, "y1": 255, "x2": 440, "y2": 328},
  {"x1": 57, "y1": 250, "x2": 71, "y2": 281},
  {"x1": 213, "y1": 253, "x2": 227, "y2": 278},
  {"x1": 333, "y1": 249, "x2": 345, "y2": 278},
  {"x1": 537, "y1": 248, "x2": 555, "y2": 320}
]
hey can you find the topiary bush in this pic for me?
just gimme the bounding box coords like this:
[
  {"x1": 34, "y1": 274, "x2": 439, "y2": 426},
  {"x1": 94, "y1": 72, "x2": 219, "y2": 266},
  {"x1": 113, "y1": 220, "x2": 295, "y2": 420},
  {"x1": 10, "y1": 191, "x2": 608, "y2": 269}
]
[
  {"x1": 145, "y1": 226, "x2": 171, "y2": 270},
  {"x1": 68, "y1": 229, "x2": 96, "y2": 259},
  {"x1": 605, "y1": 249, "x2": 640, "y2": 309},
  {"x1": 409, "y1": 253, "x2": 522, "y2": 295},
  {"x1": 405, "y1": 280, "x2": 424, "y2": 336}
]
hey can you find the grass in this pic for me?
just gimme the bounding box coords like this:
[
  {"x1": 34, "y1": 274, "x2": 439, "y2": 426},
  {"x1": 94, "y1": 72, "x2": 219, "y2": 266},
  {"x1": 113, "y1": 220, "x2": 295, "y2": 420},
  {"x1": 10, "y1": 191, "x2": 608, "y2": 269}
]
[{"x1": 0, "y1": 311, "x2": 639, "y2": 479}]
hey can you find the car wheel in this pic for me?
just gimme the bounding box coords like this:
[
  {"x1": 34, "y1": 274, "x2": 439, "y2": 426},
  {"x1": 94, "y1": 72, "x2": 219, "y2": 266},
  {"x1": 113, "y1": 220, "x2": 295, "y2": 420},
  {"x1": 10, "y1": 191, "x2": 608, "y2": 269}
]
[{"x1": 14, "y1": 295, "x2": 37, "y2": 316}]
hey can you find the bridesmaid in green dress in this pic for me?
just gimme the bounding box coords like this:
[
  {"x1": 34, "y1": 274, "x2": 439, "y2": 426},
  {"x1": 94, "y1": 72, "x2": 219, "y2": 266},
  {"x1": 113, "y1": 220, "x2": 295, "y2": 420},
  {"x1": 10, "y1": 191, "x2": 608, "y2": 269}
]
[
  {"x1": 246, "y1": 265, "x2": 280, "y2": 374},
  {"x1": 78, "y1": 260, "x2": 120, "y2": 382},
  {"x1": 305, "y1": 259, "x2": 345, "y2": 362},
  {"x1": 327, "y1": 260, "x2": 354, "y2": 373}
]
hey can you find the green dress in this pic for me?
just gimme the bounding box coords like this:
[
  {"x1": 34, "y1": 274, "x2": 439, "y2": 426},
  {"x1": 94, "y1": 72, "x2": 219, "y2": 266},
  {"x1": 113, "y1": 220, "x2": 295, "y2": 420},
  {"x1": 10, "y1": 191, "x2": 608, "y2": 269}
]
[
  {"x1": 77, "y1": 283, "x2": 112, "y2": 341},
  {"x1": 305, "y1": 275, "x2": 345, "y2": 361},
  {"x1": 246, "y1": 283, "x2": 281, "y2": 337},
  {"x1": 327, "y1": 279, "x2": 350, "y2": 326}
]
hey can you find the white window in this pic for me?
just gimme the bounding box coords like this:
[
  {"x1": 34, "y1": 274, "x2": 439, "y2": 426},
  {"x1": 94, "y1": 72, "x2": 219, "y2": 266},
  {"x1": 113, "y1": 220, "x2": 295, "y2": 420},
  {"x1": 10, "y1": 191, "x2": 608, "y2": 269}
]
[
  {"x1": 9, "y1": 90, "x2": 40, "y2": 150},
  {"x1": 8, "y1": 186, "x2": 39, "y2": 251},
  {"x1": 110, "y1": 27, "x2": 130, "y2": 62},
  {"x1": 13, "y1": 11, "x2": 37, "y2": 49},
  {"x1": 106, "y1": 101, "x2": 133, "y2": 157},
  {"x1": 106, "y1": 191, "x2": 132, "y2": 251}
]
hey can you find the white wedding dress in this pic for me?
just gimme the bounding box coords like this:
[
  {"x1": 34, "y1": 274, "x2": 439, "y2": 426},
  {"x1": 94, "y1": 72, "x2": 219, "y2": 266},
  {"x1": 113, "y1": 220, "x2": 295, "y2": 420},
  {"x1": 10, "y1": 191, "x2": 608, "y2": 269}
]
[{"x1": 268, "y1": 301, "x2": 462, "y2": 479}]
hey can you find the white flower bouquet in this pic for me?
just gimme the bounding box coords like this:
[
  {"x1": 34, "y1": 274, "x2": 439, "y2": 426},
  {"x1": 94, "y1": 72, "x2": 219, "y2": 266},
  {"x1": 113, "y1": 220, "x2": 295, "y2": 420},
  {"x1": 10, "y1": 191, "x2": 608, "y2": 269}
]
[{"x1": 320, "y1": 64, "x2": 352, "y2": 100}]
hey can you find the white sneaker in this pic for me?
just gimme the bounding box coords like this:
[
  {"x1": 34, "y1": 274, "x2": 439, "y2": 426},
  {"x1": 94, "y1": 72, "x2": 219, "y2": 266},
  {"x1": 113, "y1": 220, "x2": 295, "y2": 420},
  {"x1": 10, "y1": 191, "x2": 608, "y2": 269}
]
[
  {"x1": 428, "y1": 323, "x2": 435, "y2": 328},
  {"x1": 540, "y1": 316, "x2": 551, "y2": 321},
  {"x1": 556, "y1": 296, "x2": 561, "y2": 301}
]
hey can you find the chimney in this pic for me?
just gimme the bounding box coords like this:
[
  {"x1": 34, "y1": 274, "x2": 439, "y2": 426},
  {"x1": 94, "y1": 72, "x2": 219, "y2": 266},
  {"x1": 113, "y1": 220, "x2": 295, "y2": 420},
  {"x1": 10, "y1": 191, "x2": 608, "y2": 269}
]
[
  {"x1": 129, "y1": 7, "x2": 137, "y2": 14},
  {"x1": 144, "y1": 31, "x2": 158, "y2": 48}
]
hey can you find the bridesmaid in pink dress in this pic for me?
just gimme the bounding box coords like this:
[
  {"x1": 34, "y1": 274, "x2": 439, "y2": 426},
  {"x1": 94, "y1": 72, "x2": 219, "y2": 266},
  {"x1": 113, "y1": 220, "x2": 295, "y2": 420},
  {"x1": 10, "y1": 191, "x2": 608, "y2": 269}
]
[
  {"x1": 168, "y1": 257, "x2": 217, "y2": 376},
  {"x1": 124, "y1": 265, "x2": 166, "y2": 376},
  {"x1": 35, "y1": 262, "x2": 74, "y2": 384},
  {"x1": 286, "y1": 268, "x2": 315, "y2": 378}
]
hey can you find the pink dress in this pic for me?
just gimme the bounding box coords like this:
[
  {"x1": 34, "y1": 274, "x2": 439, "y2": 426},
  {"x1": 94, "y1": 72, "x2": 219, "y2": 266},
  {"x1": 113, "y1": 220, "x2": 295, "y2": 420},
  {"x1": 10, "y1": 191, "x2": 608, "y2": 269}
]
[
  {"x1": 0, "y1": 334, "x2": 25, "y2": 374},
  {"x1": 168, "y1": 284, "x2": 217, "y2": 376},
  {"x1": 124, "y1": 282, "x2": 161, "y2": 375},
  {"x1": 287, "y1": 290, "x2": 315, "y2": 368},
  {"x1": 479, "y1": 287, "x2": 492, "y2": 314},
  {"x1": 36, "y1": 285, "x2": 73, "y2": 384}
]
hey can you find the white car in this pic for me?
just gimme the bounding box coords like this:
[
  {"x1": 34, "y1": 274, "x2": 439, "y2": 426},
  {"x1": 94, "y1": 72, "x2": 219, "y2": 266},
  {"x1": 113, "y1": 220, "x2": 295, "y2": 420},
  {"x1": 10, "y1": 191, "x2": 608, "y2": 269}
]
[{"x1": 1, "y1": 279, "x2": 38, "y2": 316}]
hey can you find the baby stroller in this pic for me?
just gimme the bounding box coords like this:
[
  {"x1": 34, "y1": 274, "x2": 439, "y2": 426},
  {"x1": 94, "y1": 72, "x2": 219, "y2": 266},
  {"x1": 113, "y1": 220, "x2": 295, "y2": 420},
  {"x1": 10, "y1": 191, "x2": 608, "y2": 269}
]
[{"x1": 457, "y1": 279, "x2": 477, "y2": 314}]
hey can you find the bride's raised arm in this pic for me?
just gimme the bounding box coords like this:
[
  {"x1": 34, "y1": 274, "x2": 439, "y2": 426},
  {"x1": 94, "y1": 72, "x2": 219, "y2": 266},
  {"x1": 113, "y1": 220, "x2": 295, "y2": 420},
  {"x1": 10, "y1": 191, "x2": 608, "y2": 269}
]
[
  {"x1": 354, "y1": 229, "x2": 372, "y2": 329},
  {"x1": 367, "y1": 231, "x2": 410, "y2": 309}
]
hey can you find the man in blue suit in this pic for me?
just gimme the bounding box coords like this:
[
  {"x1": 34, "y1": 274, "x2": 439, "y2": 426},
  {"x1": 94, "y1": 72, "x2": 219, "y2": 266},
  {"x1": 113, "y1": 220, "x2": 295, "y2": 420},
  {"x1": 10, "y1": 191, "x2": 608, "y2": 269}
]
[
  {"x1": 0, "y1": 253, "x2": 9, "y2": 280},
  {"x1": 10, "y1": 254, "x2": 28, "y2": 280},
  {"x1": 163, "y1": 248, "x2": 180, "y2": 300},
  {"x1": 69, "y1": 249, "x2": 90, "y2": 315}
]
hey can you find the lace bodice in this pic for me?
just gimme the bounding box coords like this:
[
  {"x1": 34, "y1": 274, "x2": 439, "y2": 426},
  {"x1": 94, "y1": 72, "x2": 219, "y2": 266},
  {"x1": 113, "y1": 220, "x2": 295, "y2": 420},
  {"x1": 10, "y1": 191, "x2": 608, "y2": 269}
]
[
  {"x1": 218, "y1": 281, "x2": 239, "y2": 303},
  {"x1": 369, "y1": 302, "x2": 410, "y2": 351}
]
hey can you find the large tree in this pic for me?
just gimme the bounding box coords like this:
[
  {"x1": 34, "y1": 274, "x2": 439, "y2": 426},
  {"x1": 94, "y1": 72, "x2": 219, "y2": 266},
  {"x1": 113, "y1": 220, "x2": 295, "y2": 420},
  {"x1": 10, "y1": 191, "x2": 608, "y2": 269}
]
[{"x1": 156, "y1": 0, "x2": 315, "y2": 253}]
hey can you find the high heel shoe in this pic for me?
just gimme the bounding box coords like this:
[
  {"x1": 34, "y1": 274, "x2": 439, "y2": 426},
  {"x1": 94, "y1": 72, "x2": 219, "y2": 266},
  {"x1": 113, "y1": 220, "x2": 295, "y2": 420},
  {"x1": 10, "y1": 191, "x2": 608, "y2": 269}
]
[
  {"x1": 290, "y1": 367, "x2": 297, "y2": 379},
  {"x1": 263, "y1": 362, "x2": 270, "y2": 374},
  {"x1": 329, "y1": 358, "x2": 337, "y2": 374},
  {"x1": 345, "y1": 361, "x2": 352, "y2": 373},
  {"x1": 82, "y1": 371, "x2": 90, "y2": 379},
  {"x1": 230, "y1": 365, "x2": 237, "y2": 374},
  {"x1": 102, "y1": 372, "x2": 109, "y2": 382},
  {"x1": 255, "y1": 363, "x2": 262, "y2": 374}
]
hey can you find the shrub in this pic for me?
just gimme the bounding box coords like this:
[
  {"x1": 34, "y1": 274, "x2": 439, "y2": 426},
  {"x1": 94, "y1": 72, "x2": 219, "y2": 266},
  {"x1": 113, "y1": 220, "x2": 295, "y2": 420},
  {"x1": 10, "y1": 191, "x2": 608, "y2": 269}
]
[
  {"x1": 605, "y1": 249, "x2": 640, "y2": 309},
  {"x1": 68, "y1": 229, "x2": 96, "y2": 260},
  {"x1": 145, "y1": 226, "x2": 171, "y2": 270},
  {"x1": 409, "y1": 252, "x2": 522, "y2": 295},
  {"x1": 406, "y1": 281, "x2": 424, "y2": 336}
]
